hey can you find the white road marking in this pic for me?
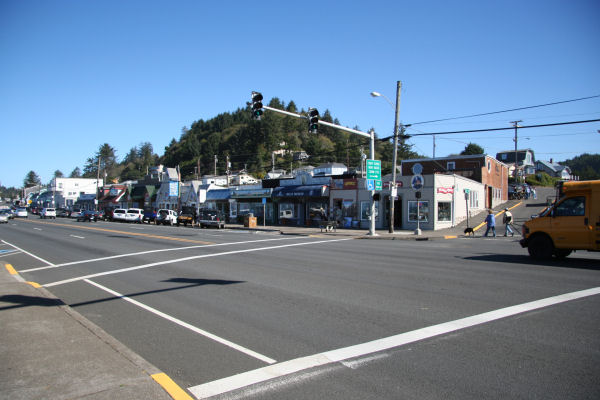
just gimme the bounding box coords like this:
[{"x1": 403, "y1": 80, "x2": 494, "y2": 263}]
[
  {"x1": 43, "y1": 238, "x2": 353, "y2": 287},
  {"x1": 84, "y1": 279, "x2": 277, "y2": 364},
  {"x1": 19, "y1": 237, "x2": 300, "y2": 273},
  {"x1": 1, "y1": 240, "x2": 56, "y2": 267},
  {"x1": 33, "y1": 227, "x2": 42, "y2": 231},
  {"x1": 188, "y1": 286, "x2": 600, "y2": 399},
  {"x1": 69, "y1": 235, "x2": 85, "y2": 239}
]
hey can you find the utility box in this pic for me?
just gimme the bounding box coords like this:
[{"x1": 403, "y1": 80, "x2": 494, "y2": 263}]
[{"x1": 244, "y1": 215, "x2": 257, "y2": 228}]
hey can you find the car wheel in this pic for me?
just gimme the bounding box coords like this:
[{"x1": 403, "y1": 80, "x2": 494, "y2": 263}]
[
  {"x1": 528, "y1": 235, "x2": 554, "y2": 260},
  {"x1": 554, "y1": 249, "x2": 572, "y2": 259}
]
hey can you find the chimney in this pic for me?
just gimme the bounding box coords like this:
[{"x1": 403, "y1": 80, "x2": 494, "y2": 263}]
[{"x1": 550, "y1": 158, "x2": 553, "y2": 164}]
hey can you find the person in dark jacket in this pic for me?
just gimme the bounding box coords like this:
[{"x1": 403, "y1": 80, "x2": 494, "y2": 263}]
[{"x1": 484, "y1": 209, "x2": 496, "y2": 237}]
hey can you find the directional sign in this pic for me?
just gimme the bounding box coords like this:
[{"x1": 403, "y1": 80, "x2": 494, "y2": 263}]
[{"x1": 366, "y1": 160, "x2": 381, "y2": 180}]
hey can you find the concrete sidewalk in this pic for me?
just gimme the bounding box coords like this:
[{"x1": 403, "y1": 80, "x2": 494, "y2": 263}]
[{"x1": 0, "y1": 265, "x2": 175, "y2": 400}]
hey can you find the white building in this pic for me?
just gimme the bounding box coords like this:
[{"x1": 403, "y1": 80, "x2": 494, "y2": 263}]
[{"x1": 47, "y1": 177, "x2": 104, "y2": 208}]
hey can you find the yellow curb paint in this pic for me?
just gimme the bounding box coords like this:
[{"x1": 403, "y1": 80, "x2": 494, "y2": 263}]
[
  {"x1": 26, "y1": 281, "x2": 42, "y2": 288},
  {"x1": 5, "y1": 264, "x2": 18, "y2": 275},
  {"x1": 151, "y1": 373, "x2": 194, "y2": 400},
  {"x1": 444, "y1": 235, "x2": 458, "y2": 239}
]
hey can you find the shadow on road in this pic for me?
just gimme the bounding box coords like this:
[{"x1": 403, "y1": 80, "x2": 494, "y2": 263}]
[
  {"x1": 461, "y1": 254, "x2": 600, "y2": 270},
  {"x1": 0, "y1": 294, "x2": 65, "y2": 311},
  {"x1": 68, "y1": 278, "x2": 244, "y2": 309}
]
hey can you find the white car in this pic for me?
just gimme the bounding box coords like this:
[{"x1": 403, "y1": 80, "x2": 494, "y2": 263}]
[
  {"x1": 155, "y1": 209, "x2": 177, "y2": 225},
  {"x1": 111, "y1": 208, "x2": 128, "y2": 222},
  {"x1": 0, "y1": 211, "x2": 9, "y2": 224},
  {"x1": 70, "y1": 209, "x2": 83, "y2": 218},
  {"x1": 125, "y1": 208, "x2": 144, "y2": 223},
  {"x1": 40, "y1": 208, "x2": 57, "y2": 219},
  {"x1": 15, "y1": 208, "x2": 28, "y2": 218}
]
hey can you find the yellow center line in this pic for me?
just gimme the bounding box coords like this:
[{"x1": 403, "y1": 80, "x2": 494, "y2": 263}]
[
  {"x1": 473, "y1": 201, "x2": 522, "y2": 232},
  {"x1": 19, "y1": 219, "x2": 214, "y2": 245}
]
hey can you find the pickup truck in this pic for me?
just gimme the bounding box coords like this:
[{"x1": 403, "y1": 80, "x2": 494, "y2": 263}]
[{"x1": 177, "y1": 206, "x2": 197, "y2": 227}]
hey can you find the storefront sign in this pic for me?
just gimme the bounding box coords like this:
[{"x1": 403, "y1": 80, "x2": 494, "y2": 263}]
[{"x1": 437, "y1": 187, "x2": 454, "y2": 194}]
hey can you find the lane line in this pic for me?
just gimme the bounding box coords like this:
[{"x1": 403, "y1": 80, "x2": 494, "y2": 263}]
[
  {"x1": 2, "y1": 240, "x2": 56, "y2": 267},
  {"x1": 5, "y1": 263, "x2": 18, "y2": 275},
  {"x1": 188, "y1": 286, "x2": 600, "y2": 399},
  {"x1": 69, "y1": 235, "x2": 85, "y2": 239},
  {"x1": 16, "y1": 219, "x2": 216, "y2": 245},
  {"x1": 19, "y1": 237, "x2": 301, "y2": 273},
  {"x1": 151, "y1": 373, "x2": 194, "y2": 400},
  {"x1": 43, "y1": 238, "x2": 353, "y2": 287},
  {"x1": 85, "y1": 279, "x2": 277, "y2": 364}
]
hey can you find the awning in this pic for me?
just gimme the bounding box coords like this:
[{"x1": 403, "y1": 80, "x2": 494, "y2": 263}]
[
  {"x1": 130, "y1": 185, "x2": 147, "y2": 200},
  {"x1": 272, "y1": 185, "x2": 328, "y2": 198},
  {"x1": 206, "y1": 189, "x2": 231, "y2": 201},
  {"x1": 230, "y1": 188, "x2": 272, "y2": 199}
]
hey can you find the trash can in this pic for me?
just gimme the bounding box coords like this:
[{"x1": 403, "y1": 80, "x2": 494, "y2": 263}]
[{"x1": 244, "y1": 215, "x2": 257, "y2": 228}]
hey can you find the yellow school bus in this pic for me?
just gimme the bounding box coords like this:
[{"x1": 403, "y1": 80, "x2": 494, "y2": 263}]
[{"x1": 520, "y1": 180, "x2": 600, "y2": 259}]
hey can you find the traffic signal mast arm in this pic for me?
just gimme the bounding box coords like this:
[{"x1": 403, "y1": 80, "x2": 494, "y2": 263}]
[{"x1": 261, "y1": 105, "x2": 371, "y2": 138}]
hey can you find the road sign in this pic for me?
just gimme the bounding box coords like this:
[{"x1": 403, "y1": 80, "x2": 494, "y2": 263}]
[
  {"x1": 375, "y1": 179, "x2": 382, "y2": 191},
  {"x1": 411, "y1": 174, "x2": 424, "y2": 190},
  {"x1": 366, "y1": 160, "x2": 381, "y2": 180},
  {"x1": 366, "y1": 179, "x2": 375, "y2": 191}
]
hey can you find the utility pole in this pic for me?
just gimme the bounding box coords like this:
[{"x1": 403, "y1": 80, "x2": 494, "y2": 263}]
[
  {"x1": 389, "y1": 81, "x2": 402, "y2": 233},
  {"x1": 226, "y1": 155, "x2": 230, "y2": 187},
  {"x1": 214, "y1": 155, "x2": 218, "y2": 176},
  {"x1": 433, "y1": 135, "x2": 436, "y2": 158},
  {"x1": 95, "y1": 157, "x2": 101, "y2": 211},
  {"x1": 510, "y1": 120, "x2": 522, "y2": 182}
]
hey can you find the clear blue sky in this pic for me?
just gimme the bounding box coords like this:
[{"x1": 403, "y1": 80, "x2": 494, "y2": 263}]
[{"x1": 1, "y1": 0, "x2": 599, "y2": 188}]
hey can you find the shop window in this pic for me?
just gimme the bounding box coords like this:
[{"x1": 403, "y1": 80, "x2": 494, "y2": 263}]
[
  {"x1": 408, "y1": 201, "x2": 429, "y2": 222},
  {"x1": 279, "y1": 203, "x2": 294, "y2": 219},
  {"x1": 437, "y1": 202, "x2": 451, "y2": 221},
  {"x1": 360, "y1": 201, "x2": 379, "y2": 221},
  {"x1": 447, "y1": 162, "x2": 455, "y2": 171}
]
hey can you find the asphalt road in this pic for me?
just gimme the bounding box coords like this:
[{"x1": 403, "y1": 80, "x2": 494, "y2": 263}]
[{"x1": 2, "y1": 216, "x2": 600, "y2": 399}]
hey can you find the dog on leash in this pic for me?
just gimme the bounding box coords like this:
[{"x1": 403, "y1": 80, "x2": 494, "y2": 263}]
[{"x1": 464, "y1": 227, "x2": 474, "y2": 237}]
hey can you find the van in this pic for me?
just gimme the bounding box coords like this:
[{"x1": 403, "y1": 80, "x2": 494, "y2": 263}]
[
  {"x1": 520, "y1": 180, "x2": 600, "y2": 259},
  {"x1": 125, "y1": 208, "x2": 144, "y2": 223}
]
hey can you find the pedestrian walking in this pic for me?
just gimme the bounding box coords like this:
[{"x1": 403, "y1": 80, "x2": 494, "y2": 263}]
[
  {"x1": 484, "y1": 209, "x2": 496, "y2": 237},
  {"x1": 503, "y1": 208, "x2": 514, "y2": 237}
]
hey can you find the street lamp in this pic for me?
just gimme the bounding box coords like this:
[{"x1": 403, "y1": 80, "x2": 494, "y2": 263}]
[{"x1": 371, "y1": 81, "x2": 402, "y2": 233}]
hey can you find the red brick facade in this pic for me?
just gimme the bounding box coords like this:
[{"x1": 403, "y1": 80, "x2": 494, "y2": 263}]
[{"x1": 401, "y1": 155, "x2": 509, "y2": 209}]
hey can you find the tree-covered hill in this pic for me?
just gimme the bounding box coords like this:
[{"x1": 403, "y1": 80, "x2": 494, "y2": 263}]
[
  {"x1": 561, "y1": 153, "x2": 600, "y2": 180},
  {"x1": 161, "y1": 97, "x2": 421, "y2": 179}
]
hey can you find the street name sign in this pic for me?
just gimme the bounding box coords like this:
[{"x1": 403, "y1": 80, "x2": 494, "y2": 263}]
[{"x1": 366, "y1": 159, "x2": 381, "y2": 180}]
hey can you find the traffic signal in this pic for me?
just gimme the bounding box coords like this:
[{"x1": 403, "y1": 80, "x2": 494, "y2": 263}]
[
  {"x1": 251, "y1": 91, "x2": 263, "y2": 120},
  {"x1": 308, "y1": 108, "x2": 319, "y2": 133}
]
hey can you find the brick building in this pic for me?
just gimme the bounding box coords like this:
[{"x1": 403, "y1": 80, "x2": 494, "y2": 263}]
[{"x1": 401, "y1": 154, "x2": 509, "y2": 209}]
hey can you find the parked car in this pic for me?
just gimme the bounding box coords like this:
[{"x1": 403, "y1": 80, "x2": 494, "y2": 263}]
[
  {"x1": 15, "y1": 208, "x2": 28, "y2": 218},
  {"x1": 40, "y1": 207, "x2": 57, "y2": 219},
  {"x1": 77, "y1": 210, "x2": 100, "y2": 222},
  {"x1": 177, "y1": 206, "x2": 197, "y2": 227},
  {"x1": 0, "y1": 211, "x2": 9, "y2": 224},
  {"x1": 56, "y1": 208, "x2": 70, "y2": 217},
  {"x1": 155, "y1": 209, "x2": 177, "y2": 225},
  {"x1": 125, "y1": 208, "x2": 144, "y2": 223},
  {"x1": 1, "y1": 208, "x2": 14, "y2": 219},
  {"x1": 103, "y1": 208, "x2": 114, "y2": 221},
  {"x1": 70, "y1": 209, "x2": 83, "y2": 218},
  {"x1": 198, "y1": 208, "x2": 226, "y2": 229},
  {"x1": 112, "y1": 208, "x2": 128, "y2": 222},
  {"x1": 143, "y1": 208, "x2": 157, "y2": 223}
]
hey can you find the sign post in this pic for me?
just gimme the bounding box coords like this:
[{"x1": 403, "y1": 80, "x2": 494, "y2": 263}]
[{"x1": 411, "y1": 175, "x2": 424, "y2": 235}]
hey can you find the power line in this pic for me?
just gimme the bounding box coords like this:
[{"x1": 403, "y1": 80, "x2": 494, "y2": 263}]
[
  {"x1": 396, "y1": 119, "x2": 600, "y2": 138},
  {"x1": 408, "y1": 94, "x2": 600, "y2": 126}
]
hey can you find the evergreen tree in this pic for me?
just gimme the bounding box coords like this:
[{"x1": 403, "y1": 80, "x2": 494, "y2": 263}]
[
  {"x1": 460, "y1": 143, "x2": 485, "y2": 155},
  {"x1": 23, "y1": 171, "x2": 41, "y2": 187}
]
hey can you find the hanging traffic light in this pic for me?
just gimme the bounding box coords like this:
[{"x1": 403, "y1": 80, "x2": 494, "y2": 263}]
[
  {"x1": 308, "y1": 108, "x2": 319, "y2": 133},
  {"x1": 251, "y1": 91, "x2": 263, "y2": 120}
]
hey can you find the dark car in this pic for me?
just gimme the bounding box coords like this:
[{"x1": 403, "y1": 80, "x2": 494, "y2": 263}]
[
  {"x1": 198, "y1": 208, "x2": 226, "y2": 229},
  {"x1": 143, "y1": 208, "x2": 157, "y2": 223},
  {"x1": 177, "y1": 206, "x2": 197, "y2": 227},
  {"x1": 77, "y1": 210, "x2": 100, "y2": 222}
]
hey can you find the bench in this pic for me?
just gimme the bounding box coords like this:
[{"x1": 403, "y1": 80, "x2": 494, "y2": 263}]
[{"x1": 319, "y1": 220, "x2": 338, "y2": 233}]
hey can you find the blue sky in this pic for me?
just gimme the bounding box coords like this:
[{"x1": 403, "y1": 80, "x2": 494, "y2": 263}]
[{"x1": 1, "y1": 0, "x2": 599, "y2": 188}]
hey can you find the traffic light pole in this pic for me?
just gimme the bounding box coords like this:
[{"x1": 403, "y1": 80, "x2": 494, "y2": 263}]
[{"x1": 261, "y1": 105, "x2": 376, "y2": 236}]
